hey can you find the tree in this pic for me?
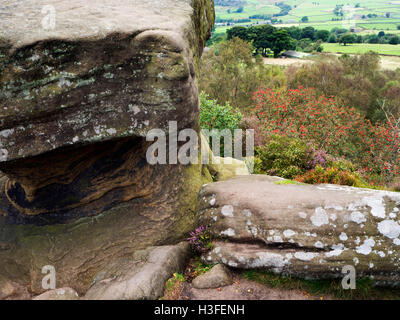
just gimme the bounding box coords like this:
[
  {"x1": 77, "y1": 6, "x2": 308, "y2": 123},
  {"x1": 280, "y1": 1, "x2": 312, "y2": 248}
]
[
  {"x1": 301, "y1": 16, "x2": 309, "y2": 23},
  {"x1": 249, "y1": 25, "x2": 294, "y2": 57},
  {"x1": 316, "y1": 30, "x2": 330, "y2": 42},
  {"x1": 339, "y1": 34, "x2": 356, "y2": 46},
  {"x1": 298, "y1": 38, "x2": 312, "y2": 50},
  {"x1": 249, "y1": 24, "x2": 276, "y2": 56},
  {"x1": 378, "y1": 31, "x2": 385, "y2": 37},
  {"x1": 368, "y1": 35, "x2": 379, "y2": 44},
  {"x1": 389, "y1": 36, "x2": 400, "y2": 45},
  {"x1": 270, "y1": 29, "x2": 295, "y2": 57},
  {"x1": 301, "y1": 26, "x2": 315, "y2": 40},
  {"x1": 398, "y1": 25, "x2": 400, "y2": 30},
  {"x1": 227, "y1": 26, "x2": 249, "y2": 41},
  {"x1": 285, "y1": 26, "x2": 302, "y2": 40},
  {"x1": 235, "y1": 6, "x2": 244, "y2": 13},
  {"x1": 227, "y1": 24, "x2": 294, "y2": 57},
  {"x1": 312, "y1": 39, "x2": 324, "y2": 52},
  {"x1": 328, "y1": 34, "x2": 337, "y2": 43}
]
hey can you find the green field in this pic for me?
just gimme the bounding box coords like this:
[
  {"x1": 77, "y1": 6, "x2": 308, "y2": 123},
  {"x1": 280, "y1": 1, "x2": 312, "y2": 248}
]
[
  {"x1": 215, "y1": 0, "x2": 400, "y2": 33},
  {"x1": 322, "y1": 42, "x2": 400, "y2": 55}
]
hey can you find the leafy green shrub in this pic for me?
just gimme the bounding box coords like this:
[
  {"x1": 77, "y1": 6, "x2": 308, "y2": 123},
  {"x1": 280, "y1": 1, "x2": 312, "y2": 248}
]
[
  {"x1": 200, "y1": 92, "x2": 243, "y2": 156},
  {"x1": 327, "y1": 158, "x2": 357, "y2": 172},
  {"x1": 253, "y1": 156, "x2": 264, "y2": 174},
  {"x1": 200, "y1": 92, "x2": 243, "y2": 131},
  {"x1": 255, "y1": 135, "x2": 313, "y2": 179}
]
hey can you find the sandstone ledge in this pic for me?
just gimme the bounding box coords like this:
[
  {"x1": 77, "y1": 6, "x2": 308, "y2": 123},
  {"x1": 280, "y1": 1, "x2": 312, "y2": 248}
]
[{"x1": 198, "y1": 175, "x2": 400, "y2": 287}]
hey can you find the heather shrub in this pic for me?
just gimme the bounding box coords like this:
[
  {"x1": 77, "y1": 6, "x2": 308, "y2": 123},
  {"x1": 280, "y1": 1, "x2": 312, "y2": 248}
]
[
  {"x1": 296, "y1": 165, "x2": 364, "y2": 187},
  {"x1": 389, "y1": 177, "x2": 400, "y2": 192},
  {"x1": 391, "y1": 182, "x2": 400, "y2": 192},
  {"x1": 306, "y1": 147, "x2": 330, "y2": 169},
  {"x1": 187, "y1": 226, "x2": 213, "y2": 254}
]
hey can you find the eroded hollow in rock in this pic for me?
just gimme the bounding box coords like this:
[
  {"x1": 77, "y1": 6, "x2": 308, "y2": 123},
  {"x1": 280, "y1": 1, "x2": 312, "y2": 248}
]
[{"x1": 0, "y1": 137, "x2": 160, "y2": 225}]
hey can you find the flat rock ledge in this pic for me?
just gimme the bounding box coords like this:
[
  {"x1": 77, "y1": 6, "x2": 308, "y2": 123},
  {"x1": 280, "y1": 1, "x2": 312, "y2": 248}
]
[
  {"x1": 197, "y1": 175, "x2": 400, "y2": 287},
  {"x1": 84, "y1": 242, "x2": 191, "y2": 300}
]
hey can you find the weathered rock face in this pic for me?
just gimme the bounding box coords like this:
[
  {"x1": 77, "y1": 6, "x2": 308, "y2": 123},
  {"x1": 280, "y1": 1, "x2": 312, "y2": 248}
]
[
  {"x1": 84, "y1": 242, "x2": 191, "y2": 300},
  {"x1": 0, "y1": 0, "x2": 214, "y2": 297},
  {"x1": 0, "y1": 0, "x2": 214, "y2": 218},
  {"x1": 197, "y1": 175, "x2": 400, "y2": 287}
]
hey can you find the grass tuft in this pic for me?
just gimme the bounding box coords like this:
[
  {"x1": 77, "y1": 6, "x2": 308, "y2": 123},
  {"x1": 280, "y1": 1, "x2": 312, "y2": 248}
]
[{"x1": 242, "y1": 270, "x2": 400, "y2": 300}]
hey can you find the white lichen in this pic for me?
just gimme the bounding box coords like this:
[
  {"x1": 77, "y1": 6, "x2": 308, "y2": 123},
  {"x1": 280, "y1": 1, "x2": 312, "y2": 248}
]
[
  {"x1": 339, "y1": 232, "x2": 348, "y2": 241},
  {"x1": 220, "y1": 228, "x2": 235, "y2": 237},
  {"x1": 294, "y1": 252, "x2": 318, "y2": 261},
  {"x1": 283, "y1": 229, "x2": 296, "y2": 238},
  {"x1": 356, "y1": 238, "x2": 375, "y2": 255},
  {"x1": 378, "y1": 220, "x2": 400, "y2": 239},
  {"x1": 350, "y1": 211, "x2": 366, "y2": 224},
  {"x1": 310, "y1": 207, "x2": 329, "y2": 227},
  {"x1": 299, "y1": 212, "x2": 307, "y2": 219},
  {"x1": 221, "y1": 205, "x2": 234, "y2": 217}
]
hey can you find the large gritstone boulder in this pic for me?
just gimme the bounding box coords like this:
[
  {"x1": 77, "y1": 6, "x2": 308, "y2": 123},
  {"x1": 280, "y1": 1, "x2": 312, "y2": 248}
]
[
  {"x1": 0, "y1": 0, "x2": 214, "y2": 298},
  {"x1": 197, "y1": 175, "x2": 400, "y2": 287}
]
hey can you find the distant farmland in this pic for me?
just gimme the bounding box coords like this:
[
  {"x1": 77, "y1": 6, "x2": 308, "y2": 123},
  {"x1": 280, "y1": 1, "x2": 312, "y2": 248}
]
[
  {"x1": 322, "y1": 43, "x2": 400, "y2": 56},
  {"x1": 215, "y1": 0, "x2": 400, "y2": 33}
]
